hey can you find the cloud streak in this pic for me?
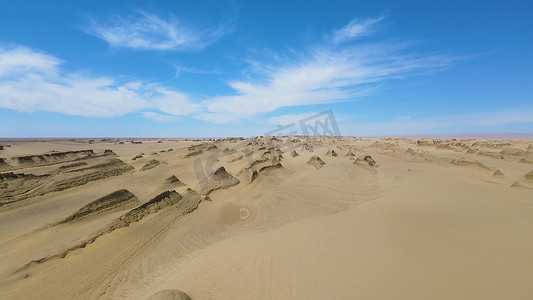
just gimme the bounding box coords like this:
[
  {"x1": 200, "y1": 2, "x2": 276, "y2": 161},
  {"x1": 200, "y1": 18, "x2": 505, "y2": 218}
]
[
  {"x1": 0, "y1": 46, "x2": 199, "y2": 117},
  {"x1": 341, "y1": 109, "x2": 533, "y2": 136},
  {"x1": 200, "y1": 42, "x2": 455, "y2": 122},
  {"x1": 0, "y1": 16, "x2": 457, "y2": 125},
  {"x1": 84, "y1": 11, "x2": 232, "y2": 51},
  {"x1": 0, "y1": 46, "x2": 60, "y2": 77},
  {"x1": 142, "y1": 111, "x2": 181, "y2": 122},
  {"x1": 332, "y1": 15, "x2": 384, "y2": 44},
  {"x1": 196, "y1": 16, "x2": 455, "y2": 123}
]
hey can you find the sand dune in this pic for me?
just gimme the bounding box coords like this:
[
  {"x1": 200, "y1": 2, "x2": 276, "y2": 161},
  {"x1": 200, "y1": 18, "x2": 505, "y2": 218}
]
[{"x1": 0, "y1": 137, "x2": 532, "y2": 299}]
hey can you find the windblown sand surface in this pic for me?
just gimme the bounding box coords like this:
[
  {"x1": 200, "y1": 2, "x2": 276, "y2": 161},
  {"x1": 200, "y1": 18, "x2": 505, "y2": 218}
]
[{"x1": 0, "y1": 136, "x2": 532, "y2": 299}]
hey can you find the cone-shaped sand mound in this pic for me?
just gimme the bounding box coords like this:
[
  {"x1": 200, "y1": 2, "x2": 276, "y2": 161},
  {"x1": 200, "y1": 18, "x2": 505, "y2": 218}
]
[
  {"x1": 525, "y1": 170, "x2": 533, "y2": 182},
  {"x1": 200, "y1": 166, "x2": 240, "y2": 195},
  {"x1": 146, "y1": 289, "x2": 191, "y2": 300},
  {"x1": 223, "y1": 148, "x2": 237, "y2": 155},
  {"x1": 141, "y1": 159, "x2": 163, "y2": 171},
  {"x1": 165, "y1": 175, "x2": 186, "y2": 187},
  {"x1": 519, "y1": 158, "x2": 533, "y2": 164},
  {"x1": 405, "y1": 148, "x2": 416, "y2": 155},
  {"x1": 306, "y1": 156, "x2": 326, "y2": 169},
  {"x1": 492, "y1": 170, "x2": 504, "y2": 178},
  {"x1": 355, "y1": 155, "x2": 378, "y2": 168},
  {"x1": 325, "y1": 149, "x2": 338, "y2": 157}
]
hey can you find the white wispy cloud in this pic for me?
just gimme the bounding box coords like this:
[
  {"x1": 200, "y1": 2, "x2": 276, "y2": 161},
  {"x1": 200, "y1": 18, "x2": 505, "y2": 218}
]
[
  {"x1": 84, "y1": 11, "x2": 232, "y2": 51},
  {"x1": 196, "y1": 15, "x2": 457, "y2": 123},
  {"x1": 0, "y1": 46, "x2": 199, "y2": 117},
  {"x1": 332, "y1": 15, "x2": 385, "y2": 44},
  {"x1": 267, "y1": 112, "x2": 354, "y2": 126},
  {"x1": 200, "y1": 42, "x2": 454, "y2": 123},
  {"x1": 341, "y1": 109, "x2": 533, "y2": 136},
  {"x1": 1, "y1": 15, "x2": 493, "y2": 132},
  {"x1": 142, "y1": 112, "x2": 181, "y2": 122},
  {"x1": 267, "y1": 112, "x2": 318, "y2": 125},
  {"x1": 0, "y1": 46, "x2": 60, "y2": 77},
  {"x1": 173, "y1": 65, "x2": 217, "y2": 78}
]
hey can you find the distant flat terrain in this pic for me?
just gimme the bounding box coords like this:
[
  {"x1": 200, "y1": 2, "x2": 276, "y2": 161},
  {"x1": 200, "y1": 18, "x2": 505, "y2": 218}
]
[{"x1": 0, "y1": 136, "x2": 532, "y2": 299}]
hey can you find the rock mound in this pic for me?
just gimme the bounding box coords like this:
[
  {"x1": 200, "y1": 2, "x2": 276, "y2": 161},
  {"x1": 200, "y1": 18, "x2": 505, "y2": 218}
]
[
  {"x1": 184, "y1": 150, "x2": 203, "y2": 158},
  {"x1": 345, "y1": 151, "x2": 357, "y2": 160},
  {"x1": 66, "y1": 158, "x2": 127, "y2": 173},
  {"x1": 141, "y1": 159, "x2": 163, "y2": 171},
  {"x1": 200, "y1": 166, "x2": 240, "y2": 195},
  {"x1": 181, "y1": 188, "x2": 201, "y2": 203},
  {"x1": 103, "y1": 149, "x2": 116, "y2": 156},
  {"x1": 525, "y1": 170, "x2": 533, "y2": 182},
  {"x1": 0, "y1": 158, "x2": 11, "y2": 170},
  {"x1": 519, "y1": 158, "x2": 533, "y2": 164},
  {"x1": 61, "y1": 189, "x2": 138, "y2": 223},
  {"x1": 228, "y1": 155, "x2": 244, "y2": 163},
  {"x1": 478, "y1": 151, "x2": 503, "y2": 159},
  {"x1": 108, "y1": 190, "x2": 182, "y2": 230},
  {"x1": 223, "y1": 148, "x2": 237, "y2": 155},
  {"x1": 291, "y1": 150, "x2": 300, "y2": 157},
  {"x1": 325, "y1": 149, "x2": 338, "y2": 157},
  {"x1": 258, "y1": 162, "x2": 283, "y2": 174},
  {"x1": 3, "y1": 158, "x2": 135, "y2": 203},
  {"x1": 21, "y1": 190, "x2": 193, "y2": 268},
  {"x1": 416, "y1": 139, "x2": 435, "y2": 146},
  {"x1": 405, "y1": 148, "x2": 417, "y2": 155},
  {"x1": 12, "y1": 150, "x2": 95, "y2": 167},
  {"x1": 451, "y1": 156, "x2": 491, "y2": 170},
  {"x1": 0, "y1": 172, "x2": 49, "y2": 205},
  {"x1": 301, "y1": 143, "x2": 314, "y2": 152},
  {"x1": 58, "y1": 161, "x2": 88, "y2": 170},
  {"x1": 146, "y1": 289, "x2": 191, "y2": 300},
  {"x1": 355, "y1": 155, "x2": 378, "y2": 168},
  {"x1": 511, "y1": 181, "x2": 522, "y2": 188},
  {"x1": 56, "y1": 162, "x2": 133, "y2": 189},
  {"x1": 165, "y1": 175, "x2": 186, "y2": 187},
  {"x1": 250, "y1": 170, "x2": 259, "y2": 183},
  {"x1": 132, "y1": 153, "x2": 144, "y2": 160},
  {"x1": 492, "y1": 170, "x2": 504, "y2": 178},
  {"x1": 306, "y1": 156, "x2": 326, "y2": 169},
  {"x1": 500, "y1": 148, "x2": 526, "y2": 156}
]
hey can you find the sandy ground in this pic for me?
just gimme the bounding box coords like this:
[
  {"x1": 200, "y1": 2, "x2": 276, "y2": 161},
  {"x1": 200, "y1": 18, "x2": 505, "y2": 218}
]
[{"x1": 0, "y1": 136, "x2": 532, "y2": 299}]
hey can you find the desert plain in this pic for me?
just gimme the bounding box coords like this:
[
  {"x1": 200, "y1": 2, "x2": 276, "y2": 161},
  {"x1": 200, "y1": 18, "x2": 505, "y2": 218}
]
[{"x1": 0, "y1": 136, "x2": 532, "y2": 299}]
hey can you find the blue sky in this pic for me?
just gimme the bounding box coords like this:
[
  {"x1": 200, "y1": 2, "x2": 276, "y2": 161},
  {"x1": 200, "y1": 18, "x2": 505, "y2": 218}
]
[{"x1": 0, "y1": 0, "x2": 532, "y2": 137}]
